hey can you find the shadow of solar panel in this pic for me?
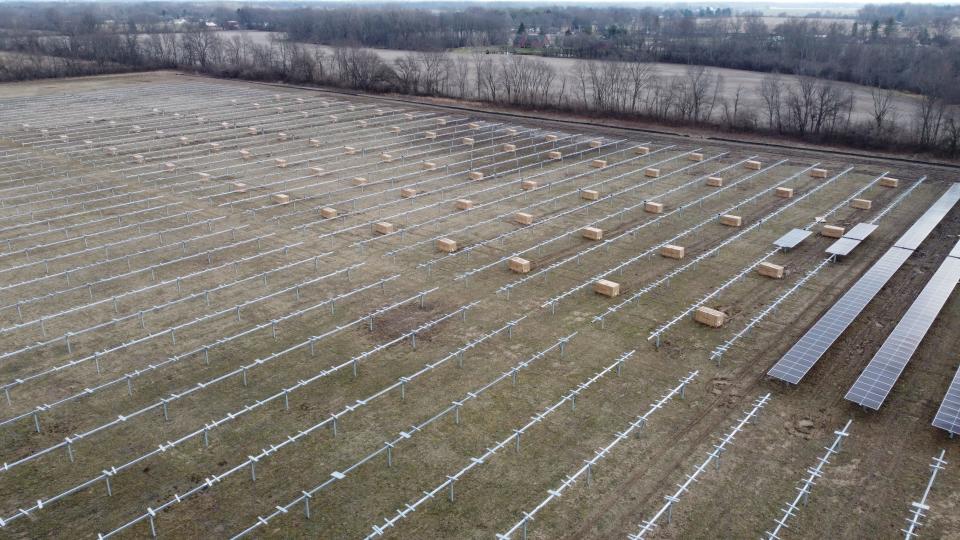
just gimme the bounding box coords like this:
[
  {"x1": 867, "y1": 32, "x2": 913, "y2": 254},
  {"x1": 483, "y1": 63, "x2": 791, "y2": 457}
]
[
  {"x1": 768, "y1": 248, "x2": 913, "y2": 384},
  {"x1": 846, "y1": 256, "x2": 960, "y2": 410},
  {"x1": 894, "y1": 184, "x2": 960, "y2": 250},
  {"x1": 933, "y1": 368, "x2": 960, "y2": 435},
  {"x1": 774, "y1": 228, "x2": 812, "y2": 249}
]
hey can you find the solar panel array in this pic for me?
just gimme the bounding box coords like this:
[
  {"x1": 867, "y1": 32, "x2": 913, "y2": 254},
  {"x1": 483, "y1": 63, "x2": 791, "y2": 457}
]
[
  {"x1": 774, "y1": 228, "x2": 813, "y2": 250},
  {"x1": 767, "y1": 248, "x2": 913, "y2": 384},
  {"x1": 845, "y1": 254, "x2": 960, "y2": 409},
  {"x1": 949, "y1": 241, "x2": 960, "y2": 259},
  {"x1": 894, "y1": 184, "x2": 960, "y2": 250},
  {"x1": 825, "y1": 223, "x2": 879, "y2": 256},
  {"x1": 843, "y1": 223, "x2": 879, "y2": 241},
  {"x1": 826, "y1": 237, "x2": 863, "y2": 257},
  {"x1": 768, "y1": 182, "x2": 960, "y2": 385},
  {"x1": 932, "y1": 367, "x2": 960, "y2": 435}
]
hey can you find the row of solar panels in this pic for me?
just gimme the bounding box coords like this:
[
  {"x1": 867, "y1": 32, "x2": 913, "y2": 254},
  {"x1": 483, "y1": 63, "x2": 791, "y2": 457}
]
[
  {"x1": 775, "y1": 222, "x2": 880, "y2": 258},
  {"x1": 932, "y1": 246, "x2": 960, "y2": 435},
  {"x1": 767, "y1": 183, "x2": 960, "y2": 435}
]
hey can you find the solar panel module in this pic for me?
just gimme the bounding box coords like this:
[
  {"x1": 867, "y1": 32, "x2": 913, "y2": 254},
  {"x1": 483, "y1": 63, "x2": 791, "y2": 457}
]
[{"x1": 845, "y1": 255, "x2": 960, "y2": 409}]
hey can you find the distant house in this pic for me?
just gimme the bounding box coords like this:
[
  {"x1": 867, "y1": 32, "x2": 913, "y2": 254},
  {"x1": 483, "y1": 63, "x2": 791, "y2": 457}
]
[
  {"x1": 204, "y1": 21, "x2": 218, "y2": 29},
  {"x1": 513, "y1": 33, "x2": 553, "y2": 48}
]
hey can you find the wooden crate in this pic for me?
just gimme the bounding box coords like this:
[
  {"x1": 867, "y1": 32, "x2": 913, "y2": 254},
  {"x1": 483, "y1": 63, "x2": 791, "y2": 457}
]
[
  {"x1": 588, "y1": 140, "x2": 603, "y2": 148},
  {"x1": 388, "y1": 126, "x2": 401, "y2": 134},
  {"x1": 594, "y1": 279, "x2": 620, "y2": 297},
  {"x1": 821, "y1": 225, "x2": 845, "y2": 238},
  {"x1": 645, "y1": 168, "x2": 660, "y2": 178},
  {"x1": 247, "y1": 127, "x2": 258, "y2": 135},
  {"x1": 509, "y1": 257, "x2": 532, "y2": 274},
  {"x1": 880, "y1": 177, "x2": 899, "y2": 188},
  {"x1": 467, "y1": 122, "x2": 481, "y2": 129},
  {"x1": 455, "y1": 199, "x2": 474, "y2": 210},
  {"x1": 707, "y1": 176, "x2": 723, "y2": 187},
  {"x1": 745, "y1": 160, "x2": 762, "y2": 170},
  {"x1": 506, "y1": 128, "x2": 518, "y2": 136},
  {"x1": 694, "y1": 306, "x2": 726, "y2": 327},
  {"x1": 424, "y1": 131, "x2": 437, "y2": 140},
  {"x1": 277, "y1": 132, "x2": 288, "y2": 141},
  {"x1": 720, "y1": 214, "x2": 742, "y2": 227},
  {"x1": 197, "y1": 172, "x2": 211, "y2": 180},
  {"x1": 132, "y1": 154, "x2": 145, "y2": 164},
  {"x1": 521, "y1": 180, "x2": 538, "y2": 191},
  {"x1": 660, "y1": 245, "x2": 685, "y2": 259},
  {"x1": 232, "y1": 182, "x2": 248, "y2": 193},
  {"x1": 163, "y1": 162, "x2": 176, "y2": 171},
  {"x1": 582, "y1": 227, "x2": 603, "y2": 240},
  {"x1": 775, "y1": 187, "x2": 794, "y2": 198},
  {"x1": 634, "y1": 146, "x2": 650, "y2": 155},
  {"x1": 271, "y1": 194, "x2": 291, "y2": 205},
  {"x1": 374, "y1": 222, "x2": 395, "y2": 235},
  {"x1": 209, "y1": 142, "x2": 221, "y2": 152},
  {"x1": 309, "y1": 167, "x2": 325, "y2": 177},
  {"x1": 757, "y1": 262, "x2": 784, "y2": 279},
  {"x1": 689, "y1": 152, "x2": 704, "y2": 162},
  {"x1": 352, "y1": 177, "x2": 367, "y2": 186},
  {"x1": 468, "y1": 171, "x2": 484, "y2": 181},
  {"x1": 309, "y1": 138, "x2": 322, "y2": 147},
  {"x1": 239, "y1": 150, "x2": 252, "y2": 160},
  {"x1": 545, "y1": 134, "x2": 558, "y2": 142},
  {"x1": 343, "y1": 146, "x2": 357, "y2": 155},
  {"x1": 810, "y1": 168, "x2": 828, "y2": 178},
  {"x1": 380, "y1": 153, "x2": 393, "y2": 163},
  {"x1": 423, "y1": 162, "x2": 437, "y2": 171},
  {"x1": 581, "y1": 189, "x2": 600, "y2": 201},
  {"x1": 461, "y1": 137, "x2": 475, "y2": 146},
  {"x1": 436, "y1": 238, "x2": 458, "y2": 253},
  {"x1": 320, "y1": 207, "x2": 337, "y2": 219},
  {"x1": 548, "y1": 151, "x2": 562, "y2": 160},
  {"x1": 502, "y1": 143, "x2": 517, "y2": 152},
  {"x1": 275, "y1": 158, "x2": 287, "y2": 168},
  {"x1": 852, "y1": 198, "x2": 872, "y2": 210},
  {"x1": 436, "y1": 118, "x2": 447, "y2": 126},
  {"x1": 591, "y1": 159, "x2": 607, "y2": 168},
  {"x1": 400, "y1": 188, "x2": 417, "y2": 198},
  {"x1": 644, "y1": 201, "x2": 664, "y2": 214},
  {"x1": 515, "y1": 212, "x2": 534, "y2": 225}
]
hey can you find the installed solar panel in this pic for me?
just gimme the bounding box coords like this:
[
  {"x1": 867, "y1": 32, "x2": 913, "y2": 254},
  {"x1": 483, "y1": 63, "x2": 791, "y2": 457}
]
[
  {"x1": 775, "y1": 229, "x2": 812, "y2": 249},
  {"x1": 894, "y1": 184, "x2": 960, "y2": 250},
  {"x1": 932, "y1": 366, "x2": 960, "y2": 435},
  {"x1": 845, "y1": 255, "x2": 960, "y2": 409},
  {"x1": 768, "y1": 183, "x2": 960, "y2": 385},
  {"x1": 826, "y1": 238, "x2": 862, "y2": 257},
  {"x1": 767, "y1": 248, "x2": 913, "y2": 384},
  {"x1": 843, "y1": 223, "x2": 879, "y2": 241}
]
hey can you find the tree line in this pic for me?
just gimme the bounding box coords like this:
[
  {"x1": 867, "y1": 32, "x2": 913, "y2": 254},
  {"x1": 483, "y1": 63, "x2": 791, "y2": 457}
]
[{"x1": 2, "y1": 28, "x2": 957, "y2": 159}]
